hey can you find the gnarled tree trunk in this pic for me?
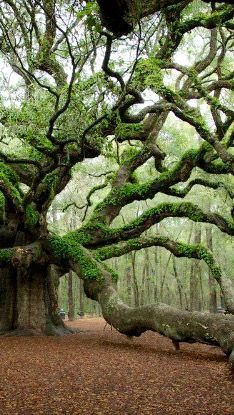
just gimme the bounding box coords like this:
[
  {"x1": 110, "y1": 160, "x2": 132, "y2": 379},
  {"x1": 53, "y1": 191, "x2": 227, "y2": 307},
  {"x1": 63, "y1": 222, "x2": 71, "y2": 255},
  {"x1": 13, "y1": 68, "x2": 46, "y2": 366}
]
[{"x1": 0, "y1": 264, "x2": 70, "y2": 335}]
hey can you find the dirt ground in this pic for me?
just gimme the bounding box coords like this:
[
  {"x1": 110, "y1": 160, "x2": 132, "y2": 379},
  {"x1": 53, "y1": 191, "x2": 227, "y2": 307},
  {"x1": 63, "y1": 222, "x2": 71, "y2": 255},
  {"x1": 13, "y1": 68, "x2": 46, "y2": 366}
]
[{"x1": 0, "y1": 317, "x2": 233, "y2": 415}]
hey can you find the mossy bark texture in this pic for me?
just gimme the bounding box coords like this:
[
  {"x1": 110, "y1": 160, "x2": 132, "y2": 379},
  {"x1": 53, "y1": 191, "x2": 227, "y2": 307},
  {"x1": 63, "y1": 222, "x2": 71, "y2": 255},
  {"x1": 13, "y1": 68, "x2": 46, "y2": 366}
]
[{"x1": 0, "y1": 265, "x2": 70, "y2": 335}]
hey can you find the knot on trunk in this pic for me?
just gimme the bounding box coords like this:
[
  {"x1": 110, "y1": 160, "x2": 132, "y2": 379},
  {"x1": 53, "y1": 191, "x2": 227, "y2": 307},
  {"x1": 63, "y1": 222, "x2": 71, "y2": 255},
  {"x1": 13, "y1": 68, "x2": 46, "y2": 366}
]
[{"x1": 12, "y1": 247, "x2": 33, "y2": 269}]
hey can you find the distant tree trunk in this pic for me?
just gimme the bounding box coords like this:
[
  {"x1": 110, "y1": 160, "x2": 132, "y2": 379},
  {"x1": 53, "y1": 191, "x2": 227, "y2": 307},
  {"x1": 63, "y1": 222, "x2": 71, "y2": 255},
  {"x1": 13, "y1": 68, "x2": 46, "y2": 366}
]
[
  {"x1": 144, "y1": 248, "x2": 151, "y2": 304},
  {"x1": 126, "y1": 265, "x2": 132, "y2": 305},
  {"x1": 153, "y1": 245, "x2": 158, "y2": 302},
  {"x1": 79, "y1": 278, "x2": 84, "y2": 317},
  {"x1": 68, "y1": 270, "x2": 75, "y2": 321},
  {"x1": 131, "y1": 251, "x2": 139, "y2": 307},
  {"x1": 190, "y1": 226, "x2": 202, "y2": 311},
  {"x1": 206, "y1": 227, "x2": 217, "y2": 313},
  {"x1": 172, "y1": 256, "x2": 183, "y2": 309},
  {"x1": 140, "y1": 248, "x2": 150, "y2": 305},
  {"x1": 160, "y1": 252, "x2": 171, "y2": 302}
]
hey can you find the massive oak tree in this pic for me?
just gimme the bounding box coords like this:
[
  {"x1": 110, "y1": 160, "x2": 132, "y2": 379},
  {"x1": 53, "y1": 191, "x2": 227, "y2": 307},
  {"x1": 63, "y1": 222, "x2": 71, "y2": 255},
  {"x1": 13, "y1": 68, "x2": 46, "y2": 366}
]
[{"x1": 0, "y1": 0, "x2": 233, "y2": 368}]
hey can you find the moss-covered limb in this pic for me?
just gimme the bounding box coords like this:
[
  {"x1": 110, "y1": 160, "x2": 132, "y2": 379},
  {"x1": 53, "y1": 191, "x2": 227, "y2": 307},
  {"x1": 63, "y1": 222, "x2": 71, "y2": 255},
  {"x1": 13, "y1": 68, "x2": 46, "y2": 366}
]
[
  {"x1": 0, "y1": 144, "x2": 52, "y2": 189},
  {"x1": 0, "y1": 171, "x2": 23, "y2": 213},
  {"x1": 110, "y1": 202, "x2": 233, "y2": 241},
  {"x1": 47, "y1": 232, "x2": 234, "y2": 365},
  {"x1": 154, "y1": 87, "x2": 233, "y2": 167},
  {"x1": 165, "y1": 61, "x2": 234, "y2": 109},
  {"x1": 0, "y1": 241, "x2": 43, "y2": 268},
  {"x1": 48, "y1": 235, "x2": 104, "y2": 282},
  {"x1": 96, "y1": 235, "x2": 234, "y2": 313},
  {"x1": 87, "y1": 145, "x2": 209, "y2": 226},
  {"x1": 80, "y1": 268, "x2": 234, "y2": 368},
  {"x1": 24, "y1": 203, "x2": 40, "y2": 230},
  {"x1": 65, "y1": 200, "x2": 233, "y2": 251},
  {"x1": 114, "y1": 113, "x2": 168, "y2": 189},
  {"x1": 32, "y1": 0, "x2": 67, "y2": 88},
  {"x1": 0, "y1": 248, "x2": 13, "y2": 267},
  {"x1": 0, "y1": 151, "x2": 42, "y2": 171},
  {"x1": 165, "y1": 178, "x2": 234, "y2": 199},
  {"x1": 32, "y1": 165, "x2": 71, "y2": 212},
  {"x1": 198, "y1": 158, "x2": 233, "y2": 175},
  {"x1": 99, "y1": 285, "x2": 234, "y2": 356},
  {"x1": 0, "y1": 191, "x2": 5, "y2": 220},
  {"x1": 179, "y1": 4, "x2": 234, "y2": 34}
]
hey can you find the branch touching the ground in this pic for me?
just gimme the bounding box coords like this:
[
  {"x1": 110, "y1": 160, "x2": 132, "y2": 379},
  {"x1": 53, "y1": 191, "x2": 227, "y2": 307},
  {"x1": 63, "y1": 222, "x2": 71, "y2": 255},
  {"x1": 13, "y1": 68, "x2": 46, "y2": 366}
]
[
  {"x1": 47, "y1": 236, "x2": 234, "y2": 369},
  {"x1": 96, "y1": 235, "x2": 234, "y2": 314}
]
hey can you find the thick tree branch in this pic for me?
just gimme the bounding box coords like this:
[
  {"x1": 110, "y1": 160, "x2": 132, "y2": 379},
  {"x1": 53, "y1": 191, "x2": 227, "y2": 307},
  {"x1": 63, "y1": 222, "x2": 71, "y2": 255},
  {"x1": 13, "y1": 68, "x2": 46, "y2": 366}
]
[{"x1": 96, "y1": 235, "x2": 234, "y2": 313}]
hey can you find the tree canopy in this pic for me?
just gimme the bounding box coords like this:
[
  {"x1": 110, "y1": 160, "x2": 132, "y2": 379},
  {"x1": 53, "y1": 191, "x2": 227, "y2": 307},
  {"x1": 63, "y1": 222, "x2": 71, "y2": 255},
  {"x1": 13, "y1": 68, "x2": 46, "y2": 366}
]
[{"x1": 0, "y1": 0, "x2": 233, "y2": 368}]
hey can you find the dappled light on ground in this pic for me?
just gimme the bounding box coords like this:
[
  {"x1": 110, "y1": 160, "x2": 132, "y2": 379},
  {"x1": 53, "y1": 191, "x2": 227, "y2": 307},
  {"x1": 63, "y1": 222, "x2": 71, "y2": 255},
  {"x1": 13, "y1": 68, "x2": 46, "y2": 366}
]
[{"x1": 0, "y1": 318, "x2": 232, "y2": 414}]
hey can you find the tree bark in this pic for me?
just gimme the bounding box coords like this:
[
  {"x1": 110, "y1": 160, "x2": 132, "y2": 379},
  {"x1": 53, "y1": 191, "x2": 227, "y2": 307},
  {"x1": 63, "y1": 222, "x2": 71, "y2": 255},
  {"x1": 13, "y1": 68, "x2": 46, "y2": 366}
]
[
  {"x1": 206, "y1": 227, "x2": 217, "y2": 313},
  {"x1": 68, "y1": 270, "x2": 75, "y2": 321},
  {"x1": 190, "y1": 226, "x2": 202, "y2": 311},
  {"x1": 126, "y1": 265, "x2": 132, "y2": 305},
  {"x1": 130, "y1": 251, "x2": 140, "y2": 307},
  {"x1": 70, "y1": 249, "x2": 234, "y2": 369},
  {"x1": 0, "y1": 265, "x2": 71, "y2": 335},
  {"x1": 79, "y1": 278, "x2": 84, "y2": 317},
  {"x1": 172, "y1": 256, "x2": 183, "y2": 309},
  {"x1": 82, "y1": 270, "x2": 234, "y2": 368},
  {"x1": 0, "y1": 267, "x2": 16, "y2": 332}
]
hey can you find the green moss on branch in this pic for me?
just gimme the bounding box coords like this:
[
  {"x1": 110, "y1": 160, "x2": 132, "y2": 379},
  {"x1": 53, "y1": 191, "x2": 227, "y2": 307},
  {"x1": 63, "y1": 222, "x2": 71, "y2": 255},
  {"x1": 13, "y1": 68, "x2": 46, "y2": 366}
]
[
  {"x1": 0, "y1": 248, "x2": 13, "y2": 266},
  {"x1": 49, "y1": 235, "x2": 104, "y2": 281},
  {"x1": 25, "y1": 204, "x2": 40, "y2": 229}
]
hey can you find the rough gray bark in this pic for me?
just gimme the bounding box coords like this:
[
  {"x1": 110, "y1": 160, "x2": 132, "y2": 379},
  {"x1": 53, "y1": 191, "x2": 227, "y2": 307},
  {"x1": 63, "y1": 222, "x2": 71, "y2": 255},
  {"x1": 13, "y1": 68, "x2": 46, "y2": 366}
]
[
  {"x1": 206, "y1": 227, "x2": 217, "y2": 313},
  {"x1": 172, "y1": 256, "x2": 183, "y2": 309},
  {"x1": 79, "y1": 278, "x2": 84, "y2": 316},
  {"x1": 70, "y1": 250, "x2": 234, "y2": 369},
  {"x1": 190, "y1": 226, "x2": 202, "y2": 311},
  {"x1": 130, "y1": 251, "x2": 140, "y2": 307},
  {"x1": 0, "y1": 265, "x2": 70, "y2": 335},
  {"x1": 68, "y1": 270, "x2": 75, "y2": 321}
]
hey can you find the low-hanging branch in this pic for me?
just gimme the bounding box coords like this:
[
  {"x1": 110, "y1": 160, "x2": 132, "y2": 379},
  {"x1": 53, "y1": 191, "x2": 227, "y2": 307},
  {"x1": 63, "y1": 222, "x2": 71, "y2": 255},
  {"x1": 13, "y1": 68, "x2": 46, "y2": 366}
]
[
  {"x1": 51, "y1": 240, "x2": 234, "y2": 367},
  {"x1": 95, "y1": 235, "x2": 234, "y2": 313}
]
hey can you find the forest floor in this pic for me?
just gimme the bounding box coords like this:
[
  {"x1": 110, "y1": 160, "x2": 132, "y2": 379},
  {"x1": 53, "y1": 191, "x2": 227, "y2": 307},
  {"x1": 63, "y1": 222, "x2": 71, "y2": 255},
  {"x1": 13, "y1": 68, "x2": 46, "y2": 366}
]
[{"x1": 0, "y1": 317, "x2": 233, "y2": 415}]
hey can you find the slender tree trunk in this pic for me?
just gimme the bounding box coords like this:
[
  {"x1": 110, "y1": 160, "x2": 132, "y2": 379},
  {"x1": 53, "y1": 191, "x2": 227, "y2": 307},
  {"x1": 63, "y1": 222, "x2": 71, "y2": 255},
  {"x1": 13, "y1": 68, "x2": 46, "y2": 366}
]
[
  {"x1": 68, "y1": 270, "x2": 75, "y2": 321},
  {"x1": 190, "y1": 225, "x2": 202, "y2": 311},
  {"x1": 144, "y1": 248, "x2": 151, "y2": 304},
  {"x1": 140, "y1": 249, "x2": 150, "y2": 305},
  {"x1": 79, "y1": 278, "x2": 84, "y2": 317},
  {"x1": 172, "y1": 256, "x2": 183, "y2": 309},
  {"x1": 126, "y1": 265, "x2": 132, "y2": 305},
  {"x1": 160, "y1": 252, "x2": 171, "y2": 302},
  {"x1": 131, "y1": 251, "x2": 139, "y2": 307},
  {"x1": 206, "y1": 226, "x2": 217, "y2": 313},
  {"x1": 153, "y1": 245, "x2": 158, "y2": 302}
]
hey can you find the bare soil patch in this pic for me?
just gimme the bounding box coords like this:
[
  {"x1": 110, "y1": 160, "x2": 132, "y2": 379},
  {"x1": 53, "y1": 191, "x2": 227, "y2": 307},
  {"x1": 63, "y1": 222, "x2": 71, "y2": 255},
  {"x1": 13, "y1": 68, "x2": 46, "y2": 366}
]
[{"x1": 0, "y1": 317, "x2": 233, "y2": 414}]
